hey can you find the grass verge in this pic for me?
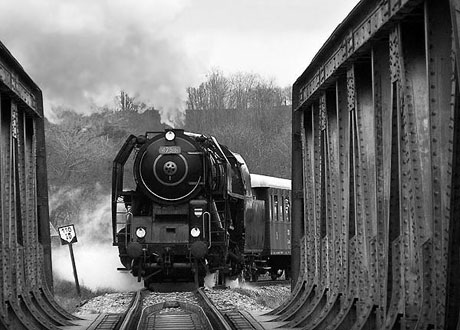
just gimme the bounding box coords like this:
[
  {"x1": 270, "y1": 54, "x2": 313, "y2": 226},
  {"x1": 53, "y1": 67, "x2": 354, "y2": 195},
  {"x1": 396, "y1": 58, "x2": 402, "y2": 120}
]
[{"x1": 52, "y1": 278, "x2": 116, "y2": 314}]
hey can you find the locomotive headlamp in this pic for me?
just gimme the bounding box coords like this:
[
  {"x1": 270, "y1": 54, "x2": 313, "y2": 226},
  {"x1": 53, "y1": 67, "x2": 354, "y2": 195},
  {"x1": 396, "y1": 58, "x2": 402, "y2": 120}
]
[
  {"x1": 191, "y1": 227, "x2": 201, "y2": 237},
  {"x1": 135, "y1": 227, "x2": 146, "y2": 239},
  {"x1": 165, "y1": 131, "x2": 175, "y2": 141}
]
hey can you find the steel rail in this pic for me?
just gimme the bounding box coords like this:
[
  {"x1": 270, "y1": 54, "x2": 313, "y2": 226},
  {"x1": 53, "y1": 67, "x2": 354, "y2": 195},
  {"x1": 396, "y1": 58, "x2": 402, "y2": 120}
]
[
  {"x1": 248, "y1": 279, "x2": 290, "y2": 287},
  {"x1": 196, "y1": 288, "x2": 233, "y2": 330},
  {"x1": 118, "y1": 290, "x2": 143, "y2": 330}
]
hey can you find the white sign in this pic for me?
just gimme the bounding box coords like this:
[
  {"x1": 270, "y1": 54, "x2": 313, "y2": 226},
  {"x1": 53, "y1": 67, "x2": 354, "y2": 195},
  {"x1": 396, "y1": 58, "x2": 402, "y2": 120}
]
[{"x1": 58, "y1": 224, "x2": 78, "y2": 245}]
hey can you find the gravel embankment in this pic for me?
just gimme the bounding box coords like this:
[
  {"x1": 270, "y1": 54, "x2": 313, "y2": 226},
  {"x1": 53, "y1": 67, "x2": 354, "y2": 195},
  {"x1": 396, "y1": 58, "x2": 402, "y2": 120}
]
[
  {"x1": 204, "y1": 283, "x2": 290, "y2": 312},
  {"x1": 75, "y1": 282, "x2": 291, "y2": 315},
  {"x1": 143, "y1": 291, "x2": 198, "y2": 306},
  {"x1": 76, "y1": 293, "x2": 135, "y2": 315}
]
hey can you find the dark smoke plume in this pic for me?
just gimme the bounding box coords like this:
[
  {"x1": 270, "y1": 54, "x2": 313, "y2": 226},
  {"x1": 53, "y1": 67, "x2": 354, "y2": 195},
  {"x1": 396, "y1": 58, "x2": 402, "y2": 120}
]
[{"x1": 0, "y1": 0, "x2": 203, "y2": 126}]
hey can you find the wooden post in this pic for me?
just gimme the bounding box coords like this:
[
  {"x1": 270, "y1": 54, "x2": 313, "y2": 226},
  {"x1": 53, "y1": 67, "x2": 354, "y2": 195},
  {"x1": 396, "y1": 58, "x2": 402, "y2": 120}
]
[{"x1": 68, "y1": 244, "x2": 81, "y2": 296}]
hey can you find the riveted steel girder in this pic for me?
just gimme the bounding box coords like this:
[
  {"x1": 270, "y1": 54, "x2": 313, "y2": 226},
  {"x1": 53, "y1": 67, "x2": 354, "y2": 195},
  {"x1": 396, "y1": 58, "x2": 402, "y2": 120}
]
[
  {"x1": 286, "y1": 0, "x2": 460, "y2": 329},
  {"x1": 0, "y1": 41, "x2": 77, "y2": 329}
]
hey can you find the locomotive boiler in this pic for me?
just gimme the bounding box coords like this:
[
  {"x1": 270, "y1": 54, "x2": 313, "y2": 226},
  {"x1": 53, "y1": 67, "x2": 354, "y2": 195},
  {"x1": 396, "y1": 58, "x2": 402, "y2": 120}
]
[{"x1": 112, "y1": 129, "x2": 291, "y2": 288}]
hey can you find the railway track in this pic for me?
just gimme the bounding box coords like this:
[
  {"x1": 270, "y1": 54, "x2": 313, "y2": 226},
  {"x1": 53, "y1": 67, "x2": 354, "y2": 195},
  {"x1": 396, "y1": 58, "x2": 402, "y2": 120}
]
[
  {"x1": 195, "y1": 288, "x2": 265, "y2": 330},
  {"x1": 88, "y1": 288, "x2": 266, "y2": 329},
  {"x1": 246, "y1": 279, "x2": 290, "y2": 287}
]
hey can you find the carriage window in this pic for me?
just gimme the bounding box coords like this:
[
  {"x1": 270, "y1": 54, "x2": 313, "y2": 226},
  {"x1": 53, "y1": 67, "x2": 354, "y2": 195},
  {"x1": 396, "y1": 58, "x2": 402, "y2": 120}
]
[
  {"x1": 285, "y1": 197, "x2": 290, "y2": 222},
  {"x1": 273, "y1": 195, "x2": 278, "y2": 221},
  {"x1": 280, "y1": 197, "x2": 284, "y2": 222}
]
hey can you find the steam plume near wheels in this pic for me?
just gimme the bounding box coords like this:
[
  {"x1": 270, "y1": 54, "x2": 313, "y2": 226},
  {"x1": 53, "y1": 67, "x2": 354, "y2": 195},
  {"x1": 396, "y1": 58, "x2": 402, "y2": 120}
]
[{"x1": 50, "y1": 187, "x2": 143, "y2": 291}]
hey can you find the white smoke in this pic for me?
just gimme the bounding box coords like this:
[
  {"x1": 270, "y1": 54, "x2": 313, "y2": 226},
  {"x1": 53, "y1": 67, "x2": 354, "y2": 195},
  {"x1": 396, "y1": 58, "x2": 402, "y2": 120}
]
[
  {"x1": 52, "y1": 242, "x2": 143, "y2": 292},
  {"x1": 51, "y1": 188, "x2": 143, "y2": 291}
]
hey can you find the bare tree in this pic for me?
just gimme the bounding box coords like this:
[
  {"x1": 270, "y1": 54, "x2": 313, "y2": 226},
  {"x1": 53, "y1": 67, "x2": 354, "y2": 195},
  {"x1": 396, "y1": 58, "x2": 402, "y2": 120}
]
[
  {"x1": 186, "y1": 68, "x2": 229, "y2": 111},
  {"x1": 115, "y1": 90, "x2": 147, "y2": 112},
  {"x1": 46, "y1": 110, "x2": 114, "y2": 186},
  {"x1": 186, "y1": 84, "x2": 210, "y2": 111},
  {"x1": 228, "y1": 72, "x2": 258, "y2": 111},
  {"x1": 206, "y1": 69, "x2": 229, "y2": 110}
]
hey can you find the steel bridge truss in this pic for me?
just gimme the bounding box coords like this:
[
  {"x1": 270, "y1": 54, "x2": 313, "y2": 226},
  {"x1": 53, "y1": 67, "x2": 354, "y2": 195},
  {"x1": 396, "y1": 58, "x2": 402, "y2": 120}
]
[
  {"x1": 0, "y1": 42, "x2": 79, "y2": 329},
  {"x1": 276, "y1": 0, "x2": 460, "y2": 329}
]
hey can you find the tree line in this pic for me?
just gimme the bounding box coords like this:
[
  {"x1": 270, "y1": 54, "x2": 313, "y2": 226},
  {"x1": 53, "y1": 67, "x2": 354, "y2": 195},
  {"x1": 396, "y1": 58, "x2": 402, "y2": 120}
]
[
  {"x1": 184, "y1": 69, "x2": 291, "y2": 179},
  {"x1": 186, "y1": 69, "x2": 291, "y2": 112}
]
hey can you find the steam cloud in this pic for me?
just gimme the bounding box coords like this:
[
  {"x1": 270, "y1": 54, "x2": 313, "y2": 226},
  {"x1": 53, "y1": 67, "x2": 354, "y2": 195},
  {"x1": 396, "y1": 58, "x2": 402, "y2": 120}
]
[
  {"x1": 0, "y1": 0, "x2": 204, "y2": 126},
  {"x1": 51, "y1": 189, "x2": 143, "y2": 291}
]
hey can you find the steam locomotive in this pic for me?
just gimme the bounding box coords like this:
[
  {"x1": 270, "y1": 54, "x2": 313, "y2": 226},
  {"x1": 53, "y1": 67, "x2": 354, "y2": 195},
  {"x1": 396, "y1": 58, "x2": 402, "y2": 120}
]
[{"x1": 111, "y1": 129, "x2": 291, "y2": 288}]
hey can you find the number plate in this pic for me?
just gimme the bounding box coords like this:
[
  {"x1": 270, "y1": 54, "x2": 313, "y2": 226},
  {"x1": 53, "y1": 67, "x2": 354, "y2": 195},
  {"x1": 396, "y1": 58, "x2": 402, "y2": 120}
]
[{"x1": 159, "y1": 146, "x2": 181, "y2": 154}]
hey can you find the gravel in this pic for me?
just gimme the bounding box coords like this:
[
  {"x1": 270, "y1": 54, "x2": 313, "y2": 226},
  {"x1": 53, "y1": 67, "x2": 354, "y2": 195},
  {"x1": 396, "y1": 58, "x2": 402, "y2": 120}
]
[
  {"x1": 75, "y1": 282, "x2": 291, "y2": 315},
  {"x1": 143, "y1": 291, "x2": 198, "y2": 306},
  {"x1": 205, "y1": 282, "x2": 291, "y2": 312},
  {"x1": 76, "y1": 293, "x2": 134, "y2": 315},
  {"x1": 204, "y1": 287, "x2": 272, "y2": 312}
]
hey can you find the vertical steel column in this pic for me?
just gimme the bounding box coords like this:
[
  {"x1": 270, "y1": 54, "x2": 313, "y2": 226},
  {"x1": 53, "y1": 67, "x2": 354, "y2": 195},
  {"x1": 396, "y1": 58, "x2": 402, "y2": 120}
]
[
  {"x1": 354, "y1": 60, "x2": 377, "y2": 307},
  {"x1": 291, "y1": 87, "x2": 304, "y2": 285},
  {"x1": 450, "y1": 0, "x2": 460, "y2": 72},
  {"x1": 346, "y1": 65, "x2": 359, "y2": 296},
  {"x1": 397, "y1": 12, "x2": 429, "y2": 326},
  {"x1": 0, "y1": 92, "x2": 3, "y2": 315},
  {"x1": 2, "y1": 97, "x2": 13, "y2": 303},
  {"x1": 304, "y1": 106, "x2": 316, "y2": 283},
  {"x1": 311, "y1": 101, "x2": 323, "y2": 284},
  {"x1": 336, "y1": 76, "x2": 350, "y2": 297},
  {"x1": 12, "y1": 101, "x2": 25, "y2": 295},
  {"x1": 426, "y1": 0, "x2": 454, "y2": 327},
  {"x1": 320, "y1": 92, "x2": 330, "y2": 293},
  {"x1": 385, "y1": 24, "x2": 404, "y2": 328},
  {"x1": 24, "y1": 116, "x2": 38, "y2": 289},
  {"x1": 445, "y1": 27, "x2": 460, "y2": 330},
  {"x1": 325, "y1": 88, "x2": 340, "y2": 296},
  {"x1": 35, "y1": 102, "x2": 53, "y2": 289},
  {"x1": 371, "y1": 40, "x2": 392, "y2": 325}
]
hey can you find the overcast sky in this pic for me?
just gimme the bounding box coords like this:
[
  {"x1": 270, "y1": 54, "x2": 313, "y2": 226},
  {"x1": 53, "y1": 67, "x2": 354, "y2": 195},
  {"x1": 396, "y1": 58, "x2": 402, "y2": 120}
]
[{"x1": 0, "y1": 0, "x2": 359, "y2": 121}]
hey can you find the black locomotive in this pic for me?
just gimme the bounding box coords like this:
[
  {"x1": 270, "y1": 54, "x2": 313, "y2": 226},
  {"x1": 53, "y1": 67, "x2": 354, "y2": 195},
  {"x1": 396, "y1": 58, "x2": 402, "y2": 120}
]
[{"x1": 111, "y1": 129, "x2": 291, "y2": 287}]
